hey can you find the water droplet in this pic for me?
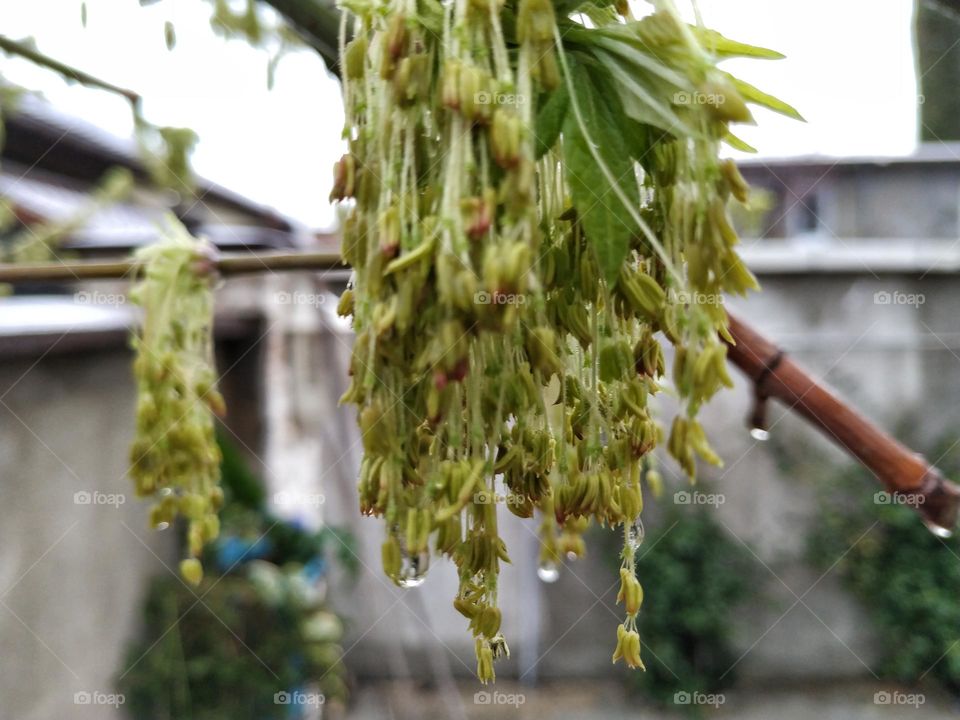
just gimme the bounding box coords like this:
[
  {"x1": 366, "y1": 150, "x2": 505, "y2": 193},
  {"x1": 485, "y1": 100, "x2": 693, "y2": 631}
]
[
  {"x1": 924, "y1": 520, "x2": 953, "y2": 539},
  {"x1": 397, "y1": 550, "x2": 430, "y2": 588},
  {"x1": 565, "y1": 551, "x2": 578, "y2": 561},
  {"x1": 537, "y1": 560, "x2": 560, "y2": 583},
  {"x1": 627, "y1": 517, "x2": 645, "y2": 551},
  {"x1": 155, "y1": 521, "x2": 170, "y2": 531},
  {"x1": 158, "y1": 487, "x2": 174, "y2": 497},
  {"x1": 750, "y1": 427, "x2": 770, "y2": 442}
]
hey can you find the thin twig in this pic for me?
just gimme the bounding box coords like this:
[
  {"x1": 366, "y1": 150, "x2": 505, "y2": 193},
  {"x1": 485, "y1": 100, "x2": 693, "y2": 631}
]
[
  {"x1": 0, "y1": 251, "x2": 344, "y2": 283},
  {"x1": 0, "y1": 35, "x2": 140, "y2": 105}
]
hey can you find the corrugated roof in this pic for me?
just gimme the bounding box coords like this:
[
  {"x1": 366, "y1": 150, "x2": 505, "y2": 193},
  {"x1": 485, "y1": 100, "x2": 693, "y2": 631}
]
[
  {"x1": 1, "y1": 92, "x2": 306, "y2": 250},
  {"x1": 737, "y1": 143, "x2": 960, "y2": 169}
]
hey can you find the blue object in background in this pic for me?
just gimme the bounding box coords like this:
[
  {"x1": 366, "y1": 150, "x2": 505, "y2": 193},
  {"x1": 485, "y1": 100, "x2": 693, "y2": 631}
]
[{"x1": 214, "y1": 534, "x2": 273, "y2": 571}]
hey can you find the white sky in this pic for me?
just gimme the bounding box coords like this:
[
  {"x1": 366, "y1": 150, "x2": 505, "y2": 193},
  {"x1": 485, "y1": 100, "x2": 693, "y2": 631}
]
[{"x1": 0, "y1": 0, "x2": 920, "y2": 230}]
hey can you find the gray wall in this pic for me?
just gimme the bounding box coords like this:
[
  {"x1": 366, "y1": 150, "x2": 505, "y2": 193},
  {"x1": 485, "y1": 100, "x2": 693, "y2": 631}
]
[
  {"x1": 0, "y1": 349, "x2": 173, "y2": 720},
  {"x1": 1, "y1": 268, "x2": 957, "y2": 712},
  {"x1": 323, "y1": 270, "x2": 960, "y2": 687}
]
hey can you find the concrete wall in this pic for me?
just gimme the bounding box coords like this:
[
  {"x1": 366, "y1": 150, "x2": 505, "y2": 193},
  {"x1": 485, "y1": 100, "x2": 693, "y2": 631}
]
[
  {"x1": 739, "y1": 162, "x2": 960, "y2": 240},
  {"x1": 321, "y1": 267, "x2": 960, "y2": 687},
  {"x1": 0, "y1": 349, "x2": 172, "y2": 720},
  {"x1": 1, "y1": 264, "x2": 957, "y2": 712}
]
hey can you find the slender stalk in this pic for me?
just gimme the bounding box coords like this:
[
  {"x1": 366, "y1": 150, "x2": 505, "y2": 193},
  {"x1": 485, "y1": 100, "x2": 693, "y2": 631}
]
[
  {"x1": 0, "y1": 251, "x2": 344, "y2": 283},
  {"x1": 0, "y1": 35, "x2": 140, "y2": 105}
]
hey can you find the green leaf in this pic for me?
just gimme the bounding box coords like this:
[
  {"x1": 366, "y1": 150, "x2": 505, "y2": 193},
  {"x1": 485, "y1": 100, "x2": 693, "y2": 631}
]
[
  {"x1": 534, "y1": 84, "x2": 569, "y2": 159},
  {"x1": 565, "y1": 24, "x2": 695, "y2": 135},
  {"x1": 553, "y1": 0, "x2": 588, "y2": 15},
  {"x1": 562, "y1": 59, "x2": 639, "y2": 284},
  {"x1": 726, "y1": 74, "x2": 805, "y2": 121},
  {"x1": 589, "y1": 26, "x2": 693, "y2": 89},
  {"x1": 595, "y1": 49, "x2": 690, "y2": 134},
  {"x1": 723, "y1": 130, "x2": 757, "y2": 153},
  {"x1": 691, "y1": 26, "x2": 786, "y2": 60}
]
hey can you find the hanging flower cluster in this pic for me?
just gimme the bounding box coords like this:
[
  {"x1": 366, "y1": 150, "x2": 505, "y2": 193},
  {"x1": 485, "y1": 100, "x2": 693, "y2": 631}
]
[
  {"x1": 333, "y1": 0, "x2": 798, "y2": 682},
  {"x1": 129, "y1": 216, "x2": 225, "y2": 587}
]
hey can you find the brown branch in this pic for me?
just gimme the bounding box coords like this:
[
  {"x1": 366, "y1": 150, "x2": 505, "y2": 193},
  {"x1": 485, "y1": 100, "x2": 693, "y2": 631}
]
[
  {"x1": 258, "y1": 0, "x2": 343, "y2": 75},
  {"x1": 1, "y1": 252, "x2": 953, "y2": 532},
  {"x1": 724, "y1": 311, "x2": 960, "y2": 535},
  {"x1": 0, "y1": 251, "x2": 344, "y2": 283}
]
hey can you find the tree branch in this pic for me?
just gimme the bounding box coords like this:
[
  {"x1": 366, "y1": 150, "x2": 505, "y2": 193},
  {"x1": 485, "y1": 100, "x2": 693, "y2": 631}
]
[
  {"x1": 0, "y1": 251, "x2": 344, "y2": 282},
  {"x1": 0, "y1": 35, "x2": 140, "y2": 105},
  {"x1": 259, "y1": 0, "x2": 343, "y2": 75},
  {"x1": 724, "y1": 312, "x2": 960, "y2": 535},
  {"x1": 1, "y1": 252, "x2": 953, "y2": 533}
]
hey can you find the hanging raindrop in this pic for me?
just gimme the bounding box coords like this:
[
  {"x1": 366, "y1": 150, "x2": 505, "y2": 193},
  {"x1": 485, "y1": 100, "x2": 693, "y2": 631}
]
[
  {"x1": 924, "y1": 520, "x2": 953, "y2": 539},
  {"x1": 749, "y1": 392, "x2": 770, "y2": 441},
  {"x1": 537, "y1": 560, "x2": 560, "y2": 583},
  {"x1": 397, "y1": 549, "x2": 430, "y2": 588},
  {"x1": 627, "y1": 517, "x2": 645, "y2": 551},
  {"x1": 155, "y1": 521, "x2": 170, "y2": 531},
  {"x1": 749, "y1": 427, "x2": 770, "y2": 442}
]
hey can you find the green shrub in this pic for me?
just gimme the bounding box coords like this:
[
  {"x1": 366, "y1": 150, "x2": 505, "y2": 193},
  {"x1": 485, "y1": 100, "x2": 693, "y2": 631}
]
[
  {"x1": 119, "y1": 572, "x2": 346, "y2": 720},
  {"x1": 118, "y1": 435, "x2": 351, "y2": 718},
  {"x1": 808, "y1": 439, "x2": 960, "y2": 694},
  {"x1": 629, "y1": 502, "x2": 755, "y2": 710}
]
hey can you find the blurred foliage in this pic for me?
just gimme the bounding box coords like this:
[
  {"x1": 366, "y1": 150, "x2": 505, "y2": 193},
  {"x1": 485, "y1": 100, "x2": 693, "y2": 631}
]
[
  {"x1": 808, "y1": 433, "x2": 960, "y2": 695},
  {"x1": 216, "y1": 432, "x2": 360, "y2": 574},
  {"x1": 119, "y1": 571, "x2": 346, "y2": 719},
  {"x1": 628, "y1": 500, "x2": 756, "y2": 712},
  {"x1": 118, "y1": 433, "x2": 354, "y2": 718},
  {"x1": 916, "y1": 0, "x2": 960, "y2": 142}
]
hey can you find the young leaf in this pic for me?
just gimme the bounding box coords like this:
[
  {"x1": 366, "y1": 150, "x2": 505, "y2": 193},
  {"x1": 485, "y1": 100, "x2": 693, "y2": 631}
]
[
  {"x1": 691, "y1": 27, "x2": 786, "y2": 60},
  {"x1": 589, "y1": 27, "x2": 693, "y2": 90},
  {"x1": 726, "y1": 74, "x2": 805, "y2": 121},
  {"x1": 534, "y1": 84, "x2": 569, "y2": 159},
  {"x1": 723, "y1": 131, "x2": 757, "y2": 153},
  {"x1": 596, "y1": 49, "x2": 689, "y2": 134},
  {"x1": 562, "y1": 59, "x2": 639, "y2": 284}
]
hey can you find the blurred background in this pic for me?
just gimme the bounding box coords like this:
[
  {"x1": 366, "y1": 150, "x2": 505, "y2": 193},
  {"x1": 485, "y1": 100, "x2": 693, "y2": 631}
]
[{"x1": 2, "y1": 0, "x2": 960, "y2": 718}]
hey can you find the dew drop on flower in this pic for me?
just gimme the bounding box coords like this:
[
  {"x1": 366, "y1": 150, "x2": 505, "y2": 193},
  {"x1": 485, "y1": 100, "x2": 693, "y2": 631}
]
[
  {"x1": 397, "y1": 550, "x2": 430, "y2": 588},
  {"x1": 537, "y1": 561, "x2": 560, "y2": 583},
  {"x1": 627, "y1": 517, "x2": 644, "y2": 551}
]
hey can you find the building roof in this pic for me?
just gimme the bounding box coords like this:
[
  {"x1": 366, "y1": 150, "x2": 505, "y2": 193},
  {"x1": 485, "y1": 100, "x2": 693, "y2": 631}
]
[
  {"x1": 737, "y1": 143, "x2": 960, "y2": 170},
  {"x1": 1, "y1": 92, "x2": 307, "y2": 252}
]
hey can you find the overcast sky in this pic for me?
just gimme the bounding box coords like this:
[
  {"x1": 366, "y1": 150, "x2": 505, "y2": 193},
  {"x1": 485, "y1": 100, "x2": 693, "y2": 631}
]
[{"x1": 0, "y1": 0, "x2": 919, "y2": 229}]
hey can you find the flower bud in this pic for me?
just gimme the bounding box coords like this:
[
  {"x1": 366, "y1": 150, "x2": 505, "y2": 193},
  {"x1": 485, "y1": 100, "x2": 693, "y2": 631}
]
[
  {"x1": 459, "y1": 65, "x2": 493, "y2": 123},
  {"x1": 330, "y1": 153, "x2": 356, "y2": 202},
  {"x1": 462, "y1": 189, "x2": 496, "y2": 240},
  {"x1": 720, "y1": 158, "x2": 750, "y2": 204},
  {"x1": 517, "y1": 0, "x2": 555, "y2": 44},
  {"x1": 378, "y1": 206, "x2": 401, "y2": 259},
  {"x1": 180, "y1": 558, "x2": 203, "y2": 587},
  {"x1": 387, "y1": 14, "x2": 408, "y2": 57},
  {"x1": 702, "y1": 77, "x2": 753, "y2": 124},
  {"x1": 344, "y1": 36, "x2": 367, "y2": 80},
  {"x1": 442, "y1": 58, "x2": 462, "y2": 110},
  {"x1": 491, "y1": 110, "x2": 522, "y2": 169}
]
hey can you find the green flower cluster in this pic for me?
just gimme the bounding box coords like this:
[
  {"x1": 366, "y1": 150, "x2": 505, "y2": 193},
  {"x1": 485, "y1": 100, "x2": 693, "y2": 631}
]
[
  {"x1": 334, "y1": 0, "x2": 796, "y2": 682},
  {"x1": 129, "y1": 216, "x2": 225, "y2": 586}
]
